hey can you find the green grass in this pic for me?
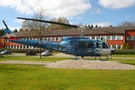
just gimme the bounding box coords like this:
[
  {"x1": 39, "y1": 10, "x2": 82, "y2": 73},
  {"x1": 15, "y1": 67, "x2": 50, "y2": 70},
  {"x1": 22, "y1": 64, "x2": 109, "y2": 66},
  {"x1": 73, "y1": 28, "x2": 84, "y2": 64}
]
[
  {"x1": 0, "y1": 55, "x2": 71, "y2": 61},
  {"x1": 0, "y1": 64, "x2": 135, "y2": 90},
  {"x1": 1, "y1": 54, "x2": 135, "y2": 90}
]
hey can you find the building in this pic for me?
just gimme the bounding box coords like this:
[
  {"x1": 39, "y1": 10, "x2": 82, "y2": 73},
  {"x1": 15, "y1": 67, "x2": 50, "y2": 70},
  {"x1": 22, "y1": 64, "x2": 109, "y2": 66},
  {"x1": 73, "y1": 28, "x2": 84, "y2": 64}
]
[{"x1": 0, "y1": 27, "x2": 135, "y2": 49}]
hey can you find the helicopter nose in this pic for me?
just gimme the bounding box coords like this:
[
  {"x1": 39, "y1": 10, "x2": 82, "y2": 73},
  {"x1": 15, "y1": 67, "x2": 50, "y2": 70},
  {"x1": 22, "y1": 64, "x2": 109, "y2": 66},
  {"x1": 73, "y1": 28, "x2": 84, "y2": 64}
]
[{"x1": 111, "y1": 48, "x2": 115, "y2": 54}]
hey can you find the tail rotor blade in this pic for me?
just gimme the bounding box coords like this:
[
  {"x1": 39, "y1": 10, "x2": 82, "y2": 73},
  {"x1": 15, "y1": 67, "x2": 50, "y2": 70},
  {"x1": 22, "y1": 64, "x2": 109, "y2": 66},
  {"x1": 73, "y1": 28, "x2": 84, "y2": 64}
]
[{"x1": 2, "y1": 20, "x2": 9, "y2": 29}]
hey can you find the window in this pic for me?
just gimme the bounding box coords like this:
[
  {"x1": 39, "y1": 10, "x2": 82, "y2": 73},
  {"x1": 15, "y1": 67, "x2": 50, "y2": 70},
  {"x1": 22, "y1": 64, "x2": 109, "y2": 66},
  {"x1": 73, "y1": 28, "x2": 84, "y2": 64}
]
[
  {"x1": 117, "y1": 45, "x2": 121, "y2": 49},
  {"x1": 96, "y1": 42, "x2": 101, "y2": 48},
  {"x1": 117, "y1": 36, "x2": 122, "y2": 40},
  {"x1": 133, "y1": 36, "x2": 135, "y2": 40},
  {"x1": 112, "y1": 45, "x2": 116, "y2": 49},
  {"x1": 96, "y1": 43, "x2": 100, "y2": 48},
  {"x1": 96, "y1": 36, "x2": 100, "y2": 39},
  {"x1": 91, "y1": 36, "x2": 95, "y2": 39},
  {"x1": 56, "y1": 37, "x2": 58, "y2": 41},
  {"x1": 48, "y1": 38, "x2": 50, "y2": 41},
  {"x1": 52, "y1": 37, "x2": 54, "y2": 41},
  {"x1": 112, "y1": 36, "x2": 116, "y2": 40},
  {"x1": 101, "y1": 36, "x2": 106, "y2": 39},
  {"x1": 87, "y1": 42, "x2": 93, "y2": 48},
  {"x1": 79, "y1": 42, "x2": 85, "y2": 47},
  {"x1": 126, "y1": 36, "x2": 132, "y2": 40},
  {"x1": 107, "y1": 36, "x2": 110, "y2": 40}
]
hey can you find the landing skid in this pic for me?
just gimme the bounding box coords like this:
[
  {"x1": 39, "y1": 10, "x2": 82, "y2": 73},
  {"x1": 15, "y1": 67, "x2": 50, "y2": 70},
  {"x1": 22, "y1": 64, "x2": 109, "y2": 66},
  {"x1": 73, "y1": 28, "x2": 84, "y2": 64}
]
[
  {"x1": 73, "y1": 56, "x2": 110, "y2": 61},
  {"x1": 73, "y1": 56, "x2": 85, "y2": 60},
  {"x1": 73, "y1": 56, "x2": 80, "y2": 60},
  {"x1": 94, "y1": 56, "x2": 109, "y2": 61}
]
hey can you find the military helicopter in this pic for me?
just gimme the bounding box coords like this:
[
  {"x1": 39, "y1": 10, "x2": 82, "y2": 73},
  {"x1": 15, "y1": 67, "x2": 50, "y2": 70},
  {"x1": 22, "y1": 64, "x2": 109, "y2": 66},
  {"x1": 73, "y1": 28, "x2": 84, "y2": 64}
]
[{"x1": 2, "y1": 17, "x2": 115, "y2": 60}]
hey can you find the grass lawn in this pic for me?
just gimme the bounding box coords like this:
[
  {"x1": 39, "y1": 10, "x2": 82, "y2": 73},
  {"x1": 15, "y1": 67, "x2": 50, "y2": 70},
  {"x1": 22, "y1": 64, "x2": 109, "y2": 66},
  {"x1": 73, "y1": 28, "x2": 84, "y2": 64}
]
[
  {"x1": 0, "y1": 54, "x2": 135, "y2": 90},
  {"x1": 0, "y1": 64, "x2": 135, "y2": 90}
]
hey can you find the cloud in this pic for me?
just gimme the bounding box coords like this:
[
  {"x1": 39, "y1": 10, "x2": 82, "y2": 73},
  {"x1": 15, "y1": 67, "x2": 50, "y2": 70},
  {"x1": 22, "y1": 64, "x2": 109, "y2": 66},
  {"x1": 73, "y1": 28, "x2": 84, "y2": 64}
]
[
  {"x1": 10, "y1": 27, "x2": 20, "y2": 31},
  {"x1": 90, "y1": 8, "x2": 102, "y2": 14},
  {"x1": 92, "y1": 22, "x2": 112, "y2": 27},
  {"x1": 0, "y1": 0, "x2": 91, "y2": 19},
  {"x1": 98, "y1": 0, "x2": 135, "y2": 9}
]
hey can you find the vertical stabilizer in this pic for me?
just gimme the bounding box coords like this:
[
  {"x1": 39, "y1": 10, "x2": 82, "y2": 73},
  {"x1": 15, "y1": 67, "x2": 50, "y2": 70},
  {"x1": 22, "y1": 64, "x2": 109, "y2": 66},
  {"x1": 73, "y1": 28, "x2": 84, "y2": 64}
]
[{"x1": 2, "y1": 20, "x2": 18, "y2": 40}]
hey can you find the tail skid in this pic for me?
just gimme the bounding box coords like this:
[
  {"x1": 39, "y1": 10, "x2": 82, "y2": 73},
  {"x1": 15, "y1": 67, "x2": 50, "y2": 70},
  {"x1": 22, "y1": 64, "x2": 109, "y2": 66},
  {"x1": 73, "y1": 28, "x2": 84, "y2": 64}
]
[{"x1": 2, "y1": 20, "x2": 18, "y2": 40}]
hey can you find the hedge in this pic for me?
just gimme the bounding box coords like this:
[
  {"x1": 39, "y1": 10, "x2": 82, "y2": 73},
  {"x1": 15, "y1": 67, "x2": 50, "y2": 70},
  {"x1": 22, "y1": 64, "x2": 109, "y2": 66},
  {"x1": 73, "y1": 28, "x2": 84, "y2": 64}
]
[{"x1": 114, "y1": 49, "x2": 135, "y2": 55}]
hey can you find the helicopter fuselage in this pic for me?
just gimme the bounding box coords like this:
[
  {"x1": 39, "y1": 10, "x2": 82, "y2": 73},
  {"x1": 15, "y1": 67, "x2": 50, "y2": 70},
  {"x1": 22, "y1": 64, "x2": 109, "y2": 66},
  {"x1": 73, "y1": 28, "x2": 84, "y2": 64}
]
[{"x1": 10, "y1": 36, "x2": 111, "y2": 57}]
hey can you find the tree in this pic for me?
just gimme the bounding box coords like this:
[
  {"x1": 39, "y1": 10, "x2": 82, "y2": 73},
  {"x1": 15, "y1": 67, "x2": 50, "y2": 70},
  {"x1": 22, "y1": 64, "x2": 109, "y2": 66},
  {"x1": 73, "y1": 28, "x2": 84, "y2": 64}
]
[
  {"x1": 13, "y1": 29, "x2": 18, "y2": 32},
  {"x1": 48, "y1": 17, "x2": 70, "y2": 30},
  {"x1": 90, "y1": 25, "x2": 94, "y2": 28},
  {"x1": 122, "y1": 42, "x2": 126, "y2": 49},
  {"x1": 122, "y1": 42, "x2": 131, "y2": 49},
  {"x1": 95, "y1": 25, "x2": 98, "y2": 28},
  {"x1": 125, "y1": 42, "x2": 130, "y2": 49},
  {"x1": 117, "y1": 21, "x2": 135, "y2": 27},
  {"x1": 19, "y1": 28, "x2": 25, "y2": 32},
  {"x1": 22, "y1": 8, "x2": 48, "y2": 58},
  {"x1": 0, "y1": 28, "x2": 5, "y2": 36}
]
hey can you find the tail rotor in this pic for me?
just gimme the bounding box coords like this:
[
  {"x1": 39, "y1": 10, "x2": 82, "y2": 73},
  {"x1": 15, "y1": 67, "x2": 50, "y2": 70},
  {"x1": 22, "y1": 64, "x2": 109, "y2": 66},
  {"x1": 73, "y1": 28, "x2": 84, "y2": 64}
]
[{"x1": 2, "y1": 20, "x2": 18, "y2": 40}]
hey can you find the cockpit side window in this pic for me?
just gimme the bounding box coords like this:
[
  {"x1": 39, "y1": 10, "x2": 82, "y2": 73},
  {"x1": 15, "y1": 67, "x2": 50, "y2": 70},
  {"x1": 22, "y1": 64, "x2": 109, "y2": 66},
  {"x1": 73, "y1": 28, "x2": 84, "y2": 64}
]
[{"x1": 102, "y1": 42, "x2": 109, "y2": 49}]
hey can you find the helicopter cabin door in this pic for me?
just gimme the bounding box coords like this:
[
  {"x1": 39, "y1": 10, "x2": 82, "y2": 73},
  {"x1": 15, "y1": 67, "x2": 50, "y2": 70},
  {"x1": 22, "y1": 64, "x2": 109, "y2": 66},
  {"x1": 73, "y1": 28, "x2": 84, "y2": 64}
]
[{"x1": 101, "y1": 42, "x2": 111, "y2": 55}]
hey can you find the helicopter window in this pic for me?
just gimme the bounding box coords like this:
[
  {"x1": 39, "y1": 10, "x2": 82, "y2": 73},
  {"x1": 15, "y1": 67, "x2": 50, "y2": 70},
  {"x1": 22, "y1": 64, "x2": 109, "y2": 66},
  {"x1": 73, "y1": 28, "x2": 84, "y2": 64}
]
[
  {"x1": 87, "y1": 42, "x2": 93, "y2": 48},
  {"x1": 79, "y1": 42, "x2": 93, "y2": 48},
  {"x1": 79, "y1": 42, "x2": 85, "y2": 47},
  {"x1": 96, "y1": 43, "x2": 99, "y2": 48},
  {"x1": 102, "y1": 42, "x2": 109, "y2": 49}
]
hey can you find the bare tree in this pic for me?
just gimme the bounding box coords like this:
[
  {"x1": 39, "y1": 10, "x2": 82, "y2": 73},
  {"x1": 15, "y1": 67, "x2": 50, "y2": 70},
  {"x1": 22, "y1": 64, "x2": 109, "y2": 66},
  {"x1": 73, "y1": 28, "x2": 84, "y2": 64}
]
[
  {"x1": 48, "y1": 17, "x2": 70, "y2": 30},
  {"x1": 117, "y1": 21, "x2": 135, "y2": 27},
  {"x1": 22, "y1": 8, "x2": 48, "y2": 58}
]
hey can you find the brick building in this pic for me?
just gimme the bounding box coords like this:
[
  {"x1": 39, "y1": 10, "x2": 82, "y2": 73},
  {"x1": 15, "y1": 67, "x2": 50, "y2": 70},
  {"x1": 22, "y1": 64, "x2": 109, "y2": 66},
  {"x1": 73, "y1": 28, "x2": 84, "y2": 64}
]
[{"x1": 0, "y1": 27, "x2": 135, "y2": 49}]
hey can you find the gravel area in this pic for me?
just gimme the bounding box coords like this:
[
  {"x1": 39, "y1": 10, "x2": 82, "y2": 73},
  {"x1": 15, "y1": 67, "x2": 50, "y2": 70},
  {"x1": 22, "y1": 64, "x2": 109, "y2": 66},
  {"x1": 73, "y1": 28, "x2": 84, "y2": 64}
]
[{"x1": 46, "y1": 60, "x2": 135, "y2": 70}]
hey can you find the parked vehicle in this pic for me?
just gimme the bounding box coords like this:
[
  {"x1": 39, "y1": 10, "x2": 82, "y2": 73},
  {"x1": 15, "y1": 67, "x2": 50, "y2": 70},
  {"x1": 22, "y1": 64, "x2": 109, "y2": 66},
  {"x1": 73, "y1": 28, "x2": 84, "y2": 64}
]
[
  {"x1": 25, "y1": 50, "x2": 36, "y2": 56},
  {"x1": 0, "y1": 50, "x2": 3, "y2": 57},
  {"x1": 41, "y1": 50, "x2": 52, "y2": 56},
  {"x1": 0, "y1": 50, "x2": 12, "y2": 55}
]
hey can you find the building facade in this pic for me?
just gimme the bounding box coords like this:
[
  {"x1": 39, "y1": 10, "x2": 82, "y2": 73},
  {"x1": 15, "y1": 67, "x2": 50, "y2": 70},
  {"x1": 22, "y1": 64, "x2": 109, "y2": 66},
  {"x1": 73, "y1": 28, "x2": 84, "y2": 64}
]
[{"x1": 0, "y1": 27, "x2": 135, "y2": 49}]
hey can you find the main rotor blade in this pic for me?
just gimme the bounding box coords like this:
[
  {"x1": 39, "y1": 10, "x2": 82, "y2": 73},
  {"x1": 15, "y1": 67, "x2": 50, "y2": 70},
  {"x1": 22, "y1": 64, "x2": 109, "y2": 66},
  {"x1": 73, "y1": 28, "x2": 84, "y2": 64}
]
[{"x1": 17, "y1": 17, "x2": 79, "y2": 28}]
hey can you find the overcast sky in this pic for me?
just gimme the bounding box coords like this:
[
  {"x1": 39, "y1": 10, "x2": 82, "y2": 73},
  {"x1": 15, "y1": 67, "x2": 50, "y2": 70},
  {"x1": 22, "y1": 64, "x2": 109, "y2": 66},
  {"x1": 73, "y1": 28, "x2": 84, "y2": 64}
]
[{"x1": 0, "y1": 0, "x2": 135, "y2": 30}]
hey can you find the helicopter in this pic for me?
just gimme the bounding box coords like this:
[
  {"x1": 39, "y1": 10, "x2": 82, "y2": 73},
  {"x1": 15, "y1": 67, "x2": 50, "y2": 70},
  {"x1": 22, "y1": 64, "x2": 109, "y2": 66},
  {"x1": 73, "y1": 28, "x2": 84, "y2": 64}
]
[{"x1": 2, "y1": 17, "x2": 115, "y2": 60}]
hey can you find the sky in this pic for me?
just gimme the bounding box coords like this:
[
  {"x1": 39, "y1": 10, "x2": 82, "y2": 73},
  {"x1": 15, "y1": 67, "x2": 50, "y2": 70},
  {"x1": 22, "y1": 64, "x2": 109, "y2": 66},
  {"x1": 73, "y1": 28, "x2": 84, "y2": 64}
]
[{"x1": 0, "y1": 0, "x2": 135, "y2": 31}]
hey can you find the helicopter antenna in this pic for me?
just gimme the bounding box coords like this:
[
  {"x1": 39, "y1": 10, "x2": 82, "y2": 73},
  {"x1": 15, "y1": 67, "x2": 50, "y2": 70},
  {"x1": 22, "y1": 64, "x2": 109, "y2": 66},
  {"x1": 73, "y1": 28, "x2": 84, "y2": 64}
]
[
  {"x1": 78, "y1": 21, "x2": 90, "y2": 37},
  {"x1": 77, "y1": 26, "x2": 86, "y2": 36}
]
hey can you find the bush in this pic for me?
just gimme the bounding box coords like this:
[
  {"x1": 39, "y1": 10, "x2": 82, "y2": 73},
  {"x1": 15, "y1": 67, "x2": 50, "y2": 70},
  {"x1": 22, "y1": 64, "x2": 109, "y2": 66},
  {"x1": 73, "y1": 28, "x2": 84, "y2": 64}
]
[{"x1": 114, "y1": 49, "x2": 135, "y2": 55}]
